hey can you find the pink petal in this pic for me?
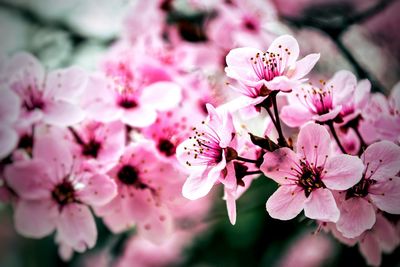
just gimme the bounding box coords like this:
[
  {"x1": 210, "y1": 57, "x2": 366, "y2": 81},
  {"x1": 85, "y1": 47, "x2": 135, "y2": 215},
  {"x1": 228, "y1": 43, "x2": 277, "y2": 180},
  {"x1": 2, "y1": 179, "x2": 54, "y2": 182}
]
[
  {"x1": 14, "y1": 200, "x2": 58, "y2": 238},
  {"x1": 361, "y1": 141, "x2": 400, "y2": 181},
  {"x1": 77, "y1": 174, "x2": 118, "y2": 207},
  {"x1": 57, "y1": 204, "x2": 97, "y2": 252},
  {"x1": 328, "y1": 70, "x2": 357, "y2": 106},
  {"x1": 58, "y1": 243, "x2": 74, "y2": 262},
  {"x1": 369, "y1": 177, "x2": 400, "y2": 214},
  {"x1": 261, "y1": 148, "x2": 301, "y2": 185},
  {"x1": 313, "y1": 105, "x2": 342, "y2": 123},
  {"x1": 359, "y1": 234, "x2": 381, "y2": 267},
  {"x1": 43, "y1": 100, "x2": 85, "y2": 126},
  {"x1": 297, "y1": 123, "x2": 331, "y2": 166},
  {"x1": 182, "y1": 160, "x2": 225, "y2": 200},
  {"x1": 137, "y1": 208, "x2": 173, "y2": 245},
  {"x1": 224, "y1": 189, "x2": 237, "y2": 225},
  {"x1": 374, "y1": 214, "x2": 400, "y2": 253},
  {"x1": 304, "y1": 188, "x2": 339, "y2": 222},
  {"x1": 264, "y1": 75, "x2": 298, "y2": 92},
  {"x1": 140, "y1": 82, "x2": 181, "y2": 111},
  {"x1": 33, "y1": 135, "x2": 72, "y2": 184},
  {"x1": 280, "y1": 105, "x2": 312, "y2": 127},
  {"x1": 6, "y1": 52, "x2": 45, "y2": 83},
  {"x1": 266, "y1": 185, "x2": 307, "y2": 220},
  {"x1": 268, "y1": 35, "x2": 299, "y2": 71},
  {"x1": 354, "y1": 79, "x2": 371, "y2": 108},
  {"x1": 323, "y1": 154, "x2": 364, "y2": 190},
  {"x1": 336, "y1": 197, "x2": 376, "y2": 238},
  {"x1": 4, "y1": 160, "x2": 53, "y2": 200},
  {"x1": 0, "y1": 88, "x2": 20, "y2": 124},
  {"x1": 44, "y1": 66, "x2": 87, "y2": 101},
  {"x1": 225, "y1": 47, "x2": 264, "y2": 87},
  {"x1": 289, "y1": 53, "x2": 320, "y2": 80},
  {"x1": 121, "y1": 106, "x2": 157, "y2": 128},
  {"x1": 0, "y1": 126, "x2": 18, "y2": 160}
]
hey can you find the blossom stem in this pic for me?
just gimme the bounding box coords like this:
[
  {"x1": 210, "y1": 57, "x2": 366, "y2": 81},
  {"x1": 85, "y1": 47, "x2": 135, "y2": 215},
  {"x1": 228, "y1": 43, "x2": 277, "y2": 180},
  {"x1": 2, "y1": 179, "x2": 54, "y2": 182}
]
[
  {"x1": 236, "y1": 156, "x2": 258, "y2": 164},
  {"x1": 68, "y1": 127, "x2": 85, "y2": 146},
  {"x1": 271, "y1": 92, "x2": 288, "y2": 147},
  {"x1": 352, "y1": 125, "x2": 367, "y2": 155},
  {"x1": 265, "y1": 106, "x2": 277, "y2": 127},
  {"x1": 243, "y1": 170, "x2": 263, "y2": 176},
  {"x1": 326, "y1": 121, "x2": 347, "y2": 154}
]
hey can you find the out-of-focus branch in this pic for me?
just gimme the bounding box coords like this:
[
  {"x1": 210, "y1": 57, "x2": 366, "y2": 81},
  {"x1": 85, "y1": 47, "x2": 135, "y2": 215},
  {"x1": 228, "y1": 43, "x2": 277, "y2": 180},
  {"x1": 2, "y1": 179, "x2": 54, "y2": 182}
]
[{"x1": 282, "y1": 0, "x2": 397, "y2": 93}]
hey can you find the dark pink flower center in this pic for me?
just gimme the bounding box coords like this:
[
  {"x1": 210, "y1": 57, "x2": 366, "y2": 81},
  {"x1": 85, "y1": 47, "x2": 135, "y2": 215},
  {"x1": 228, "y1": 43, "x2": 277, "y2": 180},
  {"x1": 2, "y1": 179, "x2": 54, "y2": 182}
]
[
  {"x1": 157, "y1": 138, "x2": 176, "y2": 157},
  {"x1": 296, "y1": 82, "x2": 333, "y2": 116},
  {"x1": 183, "y1": 126, "x2": 223, "y2": 167},
  {"x1": 82, "y1": 139, "x2": 102, "y2": 158},
  {"x1": 296, "y1": 161, "x2": 325, "y2": 197},
  {"x1": 345, "y1": 178, "x2": 376, "y2": 199},
  {"x1": 250, "y1": 52, "x2": 283, "y2": 82},
  {"x1": 52, "y1": 181, "x2": 75, "y2": 206},
  {"x1": 117, "y1": 164, "x2": 147, "y2": 189}
]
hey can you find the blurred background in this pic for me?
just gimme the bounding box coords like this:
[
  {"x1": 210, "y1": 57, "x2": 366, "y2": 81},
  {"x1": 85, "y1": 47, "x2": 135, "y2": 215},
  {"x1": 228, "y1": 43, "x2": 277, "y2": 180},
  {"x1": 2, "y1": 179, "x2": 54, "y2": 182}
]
[{"x1": 0, "y1": 0, "x2": 399, "y2": 266}]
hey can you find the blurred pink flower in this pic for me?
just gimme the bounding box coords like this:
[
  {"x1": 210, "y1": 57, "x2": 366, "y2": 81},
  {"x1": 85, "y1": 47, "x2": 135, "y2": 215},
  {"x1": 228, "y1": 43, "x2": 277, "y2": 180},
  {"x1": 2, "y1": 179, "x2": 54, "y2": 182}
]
[
  {"x1": 3, "y1": 52, "x2": 87, "y2": 128},
  {"x1": 96, "y1": 141, "x2": 184, "y2": 244},
  {"x1": 4, "y1": 135, "x2": 117, "y2": 258}
]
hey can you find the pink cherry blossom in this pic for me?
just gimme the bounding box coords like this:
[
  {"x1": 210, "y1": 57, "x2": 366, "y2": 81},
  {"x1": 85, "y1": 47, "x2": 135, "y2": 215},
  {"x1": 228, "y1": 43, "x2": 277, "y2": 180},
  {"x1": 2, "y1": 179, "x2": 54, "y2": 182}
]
[
  {"x1": 225, "y1": 35, "x2": 319, "y2": 104},
  {"x1": 4, "y1": 134, "x2": 117, "y2": 258},
  {"x1": 208, "y1": 0, "x2": 277, "y2": 50},
  {"x1": 360, "y1": 82, "x2": 400, "y2": 144},
  {"x1": 176, "y1": 104, "x2": 236, "y2": 200},
  {"x1": 82, "y1": 63, "x2": 181, "y2": 127},
  {"x1": 95, "y1": 141, "x2": 184, "y2": 244},
  {"x1": 0, "y1": 87, "x2": 20, "y2": 159},
  {"x1": 335, "y1": 140, "x2": 400, "y2": 238},
  {"x1": 3, "y1": 52, "x2": 87, "y2": 128},
  {"x1": 358, "y1": 214, "x2": 400, "y2": 267},
  {"x1": 281, "y1": 70, "x2": 357, "y2": 127},
  {"x1": 67, "y1": 120, "x2": 126, "y2": 172},
  {"x1": 261, "y1": 123, "x2": 364, "y2": 222}
]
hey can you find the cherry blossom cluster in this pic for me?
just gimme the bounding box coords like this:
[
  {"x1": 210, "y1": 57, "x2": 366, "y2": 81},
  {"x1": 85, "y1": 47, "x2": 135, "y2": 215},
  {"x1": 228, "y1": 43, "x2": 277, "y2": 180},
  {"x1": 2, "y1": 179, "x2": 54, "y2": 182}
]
[
  {"x1": 176, "y1": 35, "x2": 400, "y2": 266},
  {"x1": 0, "y1": 0, "x2": 399, "y2": 266}
]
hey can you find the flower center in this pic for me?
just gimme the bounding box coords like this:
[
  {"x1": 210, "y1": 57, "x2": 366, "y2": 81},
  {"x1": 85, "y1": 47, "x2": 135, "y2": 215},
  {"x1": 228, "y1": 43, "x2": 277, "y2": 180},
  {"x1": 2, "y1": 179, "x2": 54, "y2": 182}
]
[
  {"x1": 158, "y1": 138, "x2": 176, "y2": 157},
  {"x1": 82, "y1": 139, "x2": 102, "y2": 158},
  {"x1": 250, "y1": 52, "x2": 282, "y2": 82},
  {"x1": 52, "y1": 181, "x2": 75, "y2": 206},
  {"x1": 297, "y1": 162, "x2": 325, "y2": 197},
  {"x1": 296, "y1": 81, "x2": 333, "y2": 116},
  {"x1": 118, "y1": 98, "x2": 138, "y2": 109},
  {"x1": 183, "y1": 126, "x2": 223, "y2": 167},
  {"x1": 117, "y1": 165, "x2": 139, "y2": 185},
  {"x1": 345, "y1": 178, "x2": 376, "y2": 199}
]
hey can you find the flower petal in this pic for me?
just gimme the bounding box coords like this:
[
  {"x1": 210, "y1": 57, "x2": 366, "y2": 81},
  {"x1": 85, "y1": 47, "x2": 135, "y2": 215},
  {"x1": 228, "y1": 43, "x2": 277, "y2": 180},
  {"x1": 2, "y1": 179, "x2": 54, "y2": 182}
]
[
  {"x1": 57, "y1": 204, "x2": 97, "y2": 252},
  {"x1": 361, "y1": 141, "x2": 400, "y2": 181},
  {"x1": 369, "y1": 177, "x2": 400, "y2": 214},
  {"x1": 77, "y1": 174, "x2": 118, "y2": 207},
  {"x1": 43, "y1": 101, "x2": 86, "y2": 126},
  {"x1": 280, "y1": 105, "x2": 312, "y2": 127},
  {"x1": 289, "y1": 53, "x2": 320, "y2": 80},
  {"x1": 14, "y1": 200, "x2": 57, "y2": 238},
  {"x1": 323, "y1": 154, "x2": 364, "y2": 190},
  {"x1": 304, "y1": 188, "x2": 339, "y2": 222},
  {"x1": 140, "y1": 82, "x2": 181, "y2": 111},
  {"x1": 266, "y1": 185, "x2": 306, "y2": 220},
  {"x1": 4, "y1": 160, "x2": 53, "y2": 200},
  {"x1": 297, "y1": 123, "x2": 331, "y2": 166},
  {"x1": 121, "y1": 106, "x2": 157, "y2": 128},
  {"x1": 261, "y1": 148, "x2": 301, "y2": 185},
  {"x1": 359, "y1": 233, "x2": 381, "y2": 267},
  {"x1": 336, "y1": 197, "x2": 376, "y2": 238},
  {"x1": 268, "y1": 35, "x2": 299, "y2": 71},
  {"x1": 0, "y1": 126, "x2": 18, "y2": 160}
]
